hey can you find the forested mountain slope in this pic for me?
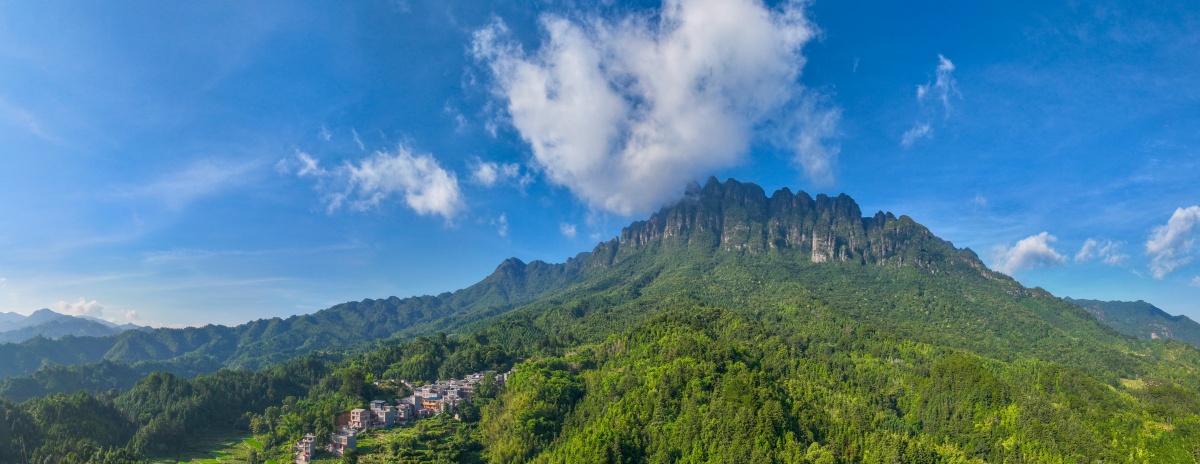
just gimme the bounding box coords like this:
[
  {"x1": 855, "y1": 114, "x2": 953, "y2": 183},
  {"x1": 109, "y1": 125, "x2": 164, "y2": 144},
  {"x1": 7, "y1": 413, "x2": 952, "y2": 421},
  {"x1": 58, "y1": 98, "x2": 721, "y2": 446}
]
[
  {"x1": 0, "y1": 250, "x2": 590, "y2": 382},
  {"x1": 1069, "y1": 297, "x2": 1200, "y2": 348},
  {"x1": 236, "y1": 179, "x2": 1200, "y2": 462},
  {"x1": 1, "y1": 178, "x2": 1198, "y2": 463}
]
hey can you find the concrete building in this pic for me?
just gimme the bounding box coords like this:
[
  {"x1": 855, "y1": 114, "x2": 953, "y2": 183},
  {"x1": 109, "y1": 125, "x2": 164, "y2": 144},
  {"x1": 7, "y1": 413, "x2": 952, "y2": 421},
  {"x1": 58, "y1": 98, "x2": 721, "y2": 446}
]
[
  {"x1": 328, "y1": 428, "x2": 357, "y2": 457},
  {"x1": 348, "y1": 408, "x2": 370, "y2": 429},
  {"x1": 294, "y1": 433, "x2": 315, "y2": 464}
]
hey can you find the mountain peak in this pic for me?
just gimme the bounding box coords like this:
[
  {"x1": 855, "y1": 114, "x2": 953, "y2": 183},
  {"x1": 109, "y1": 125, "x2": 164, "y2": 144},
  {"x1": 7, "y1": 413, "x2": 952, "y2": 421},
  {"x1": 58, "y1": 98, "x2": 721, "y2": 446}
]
[
  {"x1": 597, "y1": 178, "x2": 1004, "y2": 281},
  {"x1": 494, "y1": 257, "x2": 527, "y2": 275},
  {"x1": 26, "y1": 308, "x2": 67, "y2": 324}
]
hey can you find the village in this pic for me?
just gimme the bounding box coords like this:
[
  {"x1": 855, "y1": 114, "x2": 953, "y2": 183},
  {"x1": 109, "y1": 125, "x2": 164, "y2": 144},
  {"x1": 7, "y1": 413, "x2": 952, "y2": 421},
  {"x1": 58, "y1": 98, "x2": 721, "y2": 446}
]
[{"x1": 293, "y1": 370, "x2": 510, "y2": 464}]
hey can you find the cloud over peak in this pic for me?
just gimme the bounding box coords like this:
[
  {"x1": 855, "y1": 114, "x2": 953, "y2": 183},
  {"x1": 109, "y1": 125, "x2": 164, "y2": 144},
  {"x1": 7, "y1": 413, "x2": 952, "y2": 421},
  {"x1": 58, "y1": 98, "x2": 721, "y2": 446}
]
[
  {"x1": 992, "y1": 232, "x2": 1066, "y2": 275},
  {"x1": 53, "y1": 297, "x2": 105, "y2": 318},
  {"x1": 473, "y1": 0, "x2": 837, "y2": 215},
  {"x1": 1146, "y1": 206, "x2": 1200, "y2": 279},
  {"x1": 51, "y1": 297, "x2": 140, "y2": 324}
]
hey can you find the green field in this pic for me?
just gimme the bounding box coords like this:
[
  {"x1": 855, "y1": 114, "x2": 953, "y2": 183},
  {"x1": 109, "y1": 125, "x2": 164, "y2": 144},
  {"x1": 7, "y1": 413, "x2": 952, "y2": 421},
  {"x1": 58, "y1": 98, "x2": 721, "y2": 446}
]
[
  {"x1": 301, "y1": 415, "x2": 480, "y2": 463},
  {"x1": 146, "y1": 429, "x2": 272, "y2": 464}
]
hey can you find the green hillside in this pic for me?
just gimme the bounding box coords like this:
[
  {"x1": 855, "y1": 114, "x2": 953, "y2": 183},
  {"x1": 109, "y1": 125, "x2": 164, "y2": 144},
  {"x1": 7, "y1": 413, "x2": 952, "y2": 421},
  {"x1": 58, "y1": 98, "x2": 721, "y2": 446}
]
[
  {"x1": 0, "y1": 249, "x2": 588, "y2": 385},
  {"x1": 1069, "y1": 298, "x2": 1200, "y2": 348},
  {"x1": 0, "y1": 178, "x2": 1197, "y2": 463}
]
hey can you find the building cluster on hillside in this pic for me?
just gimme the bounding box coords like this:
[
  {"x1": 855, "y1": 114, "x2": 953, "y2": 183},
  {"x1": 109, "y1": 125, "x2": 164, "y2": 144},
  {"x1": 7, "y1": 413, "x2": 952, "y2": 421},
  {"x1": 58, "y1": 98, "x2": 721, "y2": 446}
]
[
  {"x1": 402, "y1": 370, "x2": 509, "y2": 418},
  {"x1": 294, "y1": 370, "x2": 510, "y2": 463}
]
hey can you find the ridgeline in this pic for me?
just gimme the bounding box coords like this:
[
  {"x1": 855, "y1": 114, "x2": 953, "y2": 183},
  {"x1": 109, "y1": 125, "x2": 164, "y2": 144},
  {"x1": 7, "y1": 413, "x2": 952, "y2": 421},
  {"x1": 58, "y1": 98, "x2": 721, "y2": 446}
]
[{"x1": 1, "y1": 178, "x2": 1198, "y2": 463}]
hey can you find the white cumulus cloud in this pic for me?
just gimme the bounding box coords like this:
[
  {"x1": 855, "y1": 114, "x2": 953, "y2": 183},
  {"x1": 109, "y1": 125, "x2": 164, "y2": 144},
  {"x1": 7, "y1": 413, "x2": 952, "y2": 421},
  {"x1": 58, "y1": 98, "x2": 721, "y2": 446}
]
[
  {"x1": 283, "y1": 145, "x2": 464, "y2": 221},
  {"x1": 473, "y1": 0, "x2": 836, "y2": 215},
  {"x1": 992, "y1": 232, "x2": 1067, "y2": 275},
  {"x1": 1075, "y1": 238, "x2": 1128, "y2": 266},
  {"x1": 1146, "y1": 206, "x2": 1200, "y2": 279}
]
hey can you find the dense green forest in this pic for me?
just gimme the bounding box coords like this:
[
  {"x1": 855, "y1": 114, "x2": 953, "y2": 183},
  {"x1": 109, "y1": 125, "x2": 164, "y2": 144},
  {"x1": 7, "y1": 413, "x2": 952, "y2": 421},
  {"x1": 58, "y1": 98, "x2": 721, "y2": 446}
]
[{"x1": 1, "y1": 179, "x2": 1198, "y2": 463}]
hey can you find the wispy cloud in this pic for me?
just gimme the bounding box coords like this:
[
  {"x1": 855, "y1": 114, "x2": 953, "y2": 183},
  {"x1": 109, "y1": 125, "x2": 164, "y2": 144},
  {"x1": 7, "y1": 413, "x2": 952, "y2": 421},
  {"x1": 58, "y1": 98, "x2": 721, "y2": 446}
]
[
  {"x1": 971, "y1": 193, "x2": 988, "y2": 208},
  {"x1": 992, "y1": 232, "x2": 1066, "y2": 275},
  {"x1": 917, "y1": 54, "x2": 959, "y2": 114},
  {"x1": 900, "y1": 122, "x2": 932, "y2": 148},
  {"x1": 113, "y1": 159, "x2": 261, "y2": 210},
  {"x1": 1191, "y1": 276, "x2": 1200, "y2": 288},
  {"x1": 492, "y1": 214, "x2": 509, "y2": 237},
  {"x1": 0, "y1": 96, "x2": 56, "y2": 143},
  {"x1": 903, "y1": 54, "x2": 959, "y2": 147},
  {"x1": 469, "y1": 158, "x2": 523, "y2": 187},
  {"x1": 787, "y1": 95, "x2": 842, "y2": 186},
  {"x1": 282, "y1": 145, "x2": 464, "y2": 221},
  {"x1": 444, "y1": 103, "x2": 471, "y2": 133},
  {"x1": 146, "y1": 277, "x2": 290, "y2": 292},
  {"x1": 141, "y1": 243, "x2": 360, "y2": 266},
  {"x1": 1075, "y1": 238, "x2": 1128, "y2": 265},
  {"x1": 1146, "y1": 206, "x2": 1200, "y2": 279},
  {"x1": 473, "y1": 0, "x2": 838, "y2": 215}
]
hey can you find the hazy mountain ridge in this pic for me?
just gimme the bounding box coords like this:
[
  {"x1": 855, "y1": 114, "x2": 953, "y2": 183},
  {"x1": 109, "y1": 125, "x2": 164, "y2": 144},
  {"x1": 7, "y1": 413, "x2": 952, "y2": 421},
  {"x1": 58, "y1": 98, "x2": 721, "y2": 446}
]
[
  {"x1": 0, "y1": 247, "x2": 590, "y2": 381},
  {"x1": 3, "y1": 178, "x2": 1200, "y2": 462},
  {"x1": 1068, "y1": 297, "x2": 1200, "y2": 348},
  {"x1": 0, "y1": 179, "x2": 1164, "y2": 393},
  {"x1": 0, "y1": 309, "x2": 148, "y2": 344}
]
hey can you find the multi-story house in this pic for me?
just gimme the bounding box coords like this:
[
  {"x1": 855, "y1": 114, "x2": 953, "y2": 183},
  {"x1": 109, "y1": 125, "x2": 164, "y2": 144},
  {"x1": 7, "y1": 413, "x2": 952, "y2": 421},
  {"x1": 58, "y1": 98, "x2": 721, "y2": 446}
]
[
  {"x1": 328, "y1": 428, "x2": 357, "y2": 457},
  {"x1": 294, "y1": 433, "x2": 315, "y2": 464}
]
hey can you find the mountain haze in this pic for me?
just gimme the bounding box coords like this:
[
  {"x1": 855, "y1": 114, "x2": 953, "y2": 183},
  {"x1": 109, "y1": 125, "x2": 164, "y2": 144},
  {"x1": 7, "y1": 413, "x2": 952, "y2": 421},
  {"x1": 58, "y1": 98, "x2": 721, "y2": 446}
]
[
  {"x1": 1068, "y1": 297, "x2": 1200, "y2": 348},
  {"x1": 0, "y1": 178, "x2": 1159, "y2": 384},
  {"x1": 0, "y1": 309, "x2": 147, "y2": 344}
]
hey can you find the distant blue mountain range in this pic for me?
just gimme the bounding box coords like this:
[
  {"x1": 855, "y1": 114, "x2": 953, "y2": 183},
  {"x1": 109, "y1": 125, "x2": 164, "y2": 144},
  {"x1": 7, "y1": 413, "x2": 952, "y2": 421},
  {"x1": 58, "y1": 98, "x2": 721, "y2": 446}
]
[{"x1": 0, "y1": 309, "x2": 148, "y2": 344}]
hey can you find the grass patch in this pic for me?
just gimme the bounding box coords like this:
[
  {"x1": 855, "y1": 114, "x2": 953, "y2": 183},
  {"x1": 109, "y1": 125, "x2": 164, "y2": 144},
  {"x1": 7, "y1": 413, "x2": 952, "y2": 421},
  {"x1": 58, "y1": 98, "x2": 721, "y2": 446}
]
[
  {"x1": 349, "y1": 415, "x2": 483, "y2": 463},
  {"x1": 146, "y1": 429, "x2": 262, "y2": 464},
  {"x1": 1121, "y1": 378, "x2": 1147, "y2": 390},
  {"x1": 244, "y1": 438, "x2": 264, "y2": 450}
]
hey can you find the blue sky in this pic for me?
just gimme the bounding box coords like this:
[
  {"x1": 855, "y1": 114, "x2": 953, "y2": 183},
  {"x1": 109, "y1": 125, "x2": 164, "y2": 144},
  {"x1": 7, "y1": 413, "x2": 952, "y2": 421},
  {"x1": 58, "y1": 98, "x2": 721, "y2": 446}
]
[{"x1": 0, "y1": 0, "x2": 1197, "y2": 327}]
